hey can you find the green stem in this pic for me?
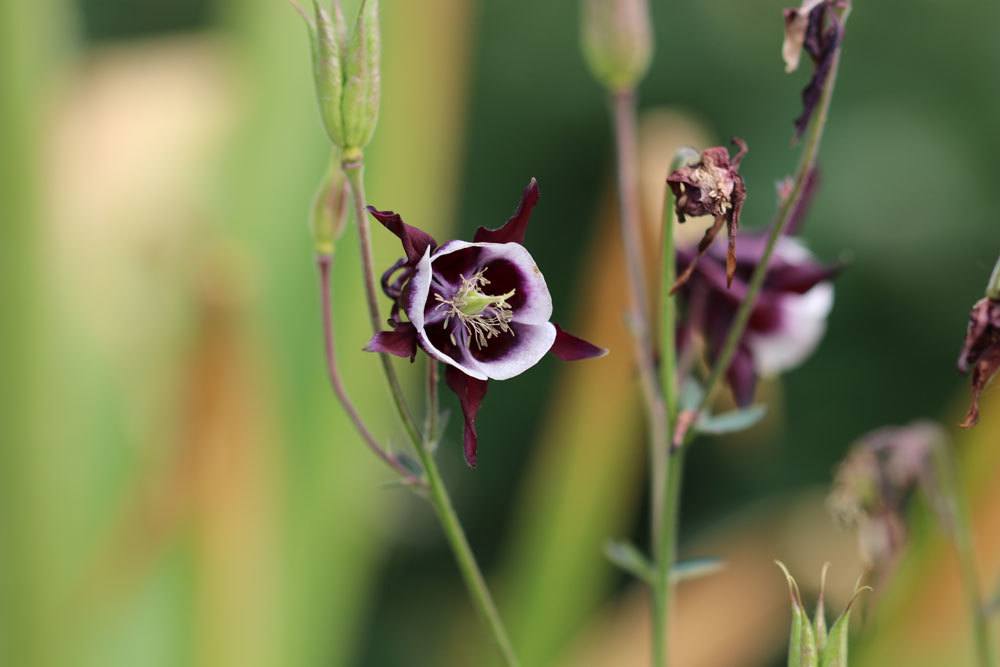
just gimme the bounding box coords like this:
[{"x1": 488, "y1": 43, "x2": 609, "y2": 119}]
[
  {"x1": 425, "y1": 359, "x2": 439, "y2": 443},
  {"x1": 986, "y1": 254, "x2": 1000, "y2": 301},
  {"x1": 685, "y1": 8, "x2": 850, "y2": 438},
  {"x1": 415, "y1": 442, "x2": 521, "y2": 667},
  {"x1": 933, "y1": 440, "x2": 998, "y2": 667},
  {"x1": 651, "y1": 152, "x2": 692, "y2": 667},
  {"x1": 342, "y1": 157, "x2": 520, "y2": 666}
]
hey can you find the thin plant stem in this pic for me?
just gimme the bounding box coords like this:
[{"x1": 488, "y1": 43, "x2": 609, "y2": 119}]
[
  {"x1": 316, "y1": 253, "x2": 424, "y2": 486},
  {"x1": 342, "y1": 158, "x2": 423, "y2": 445},
  {"x1": 933, "y1": 440, "x2": 998, "y2": 667},
  {"x1": 682, "y1": 8, "x2": 850, "y2": 443},
  {"x1": 609, "y1": 88, "x2": 669, "y2": 543},
  {"x1": 651, "y1": 153, "x2": 690, "y2": 667},
  {"x1": 341, "y1": 156, "x2": 520, "y2": 666}
]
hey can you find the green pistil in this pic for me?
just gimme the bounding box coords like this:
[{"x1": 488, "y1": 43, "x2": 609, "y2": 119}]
[{"x1": 436, "y1": 269, "x2": 516, "y2": 350}]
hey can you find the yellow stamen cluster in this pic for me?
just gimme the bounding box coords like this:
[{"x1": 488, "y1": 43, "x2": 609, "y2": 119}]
[{"x1": 435, "y1": 269, "x2": 516, "y2": 350}]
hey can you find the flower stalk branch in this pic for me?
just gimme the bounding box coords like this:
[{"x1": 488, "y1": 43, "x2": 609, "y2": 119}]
[
  {"x1": 317, "y1": 253, "x2": 424, "y2": 486},
  {"x1": 932, "y1": 438, "x2": 998, "y2": 667},
  {"x1": 680, "y1": 5, "x2": 850, "y2": 444},
  {"x1": 342, "y1": 156, "x2": 521, "y2": 667}
]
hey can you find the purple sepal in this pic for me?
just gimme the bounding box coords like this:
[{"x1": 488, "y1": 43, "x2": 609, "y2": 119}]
[
  {"x1": 550, "y1": 324, "x2": 608, "y2": 361},
  {"x1": 445, "y1": 366, "x2": 489, "y2": 468},
  {"x1": 473, "y1": 178, "x2": 539, "y2": 246},
  {"x1": 726, "y1": 345, "x2": 758, "y2": 408},
  {"x1": 367, "y1": 206, "x2": 437, "y2": 264},
  {"x1": 364, "y1": 324, "x2": 418, "y2": 361}
]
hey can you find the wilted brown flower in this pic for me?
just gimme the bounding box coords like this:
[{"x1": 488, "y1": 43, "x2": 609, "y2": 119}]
[
  {"x1": 828, "y1": 422, "x2": 945, "y2": 588},
  {"x1": 782, "y1": 0, "x2": 847, "y2": 138},
  {"x1": 957, "y1": 297, "x2": 1000, "y2": 428},
  {"x1": 668, "y1": 138, "x2": 748, "y2": 292}
]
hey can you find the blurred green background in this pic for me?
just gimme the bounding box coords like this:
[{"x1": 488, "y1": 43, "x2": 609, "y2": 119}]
[{"x1": 3, "y1": 1, "x2": 1000, "y2": 665}]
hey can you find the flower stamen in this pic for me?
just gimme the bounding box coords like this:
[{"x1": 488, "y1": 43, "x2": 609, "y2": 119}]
[{"x1": 435, "y1": 269, "x2": 516, "y2": 350}]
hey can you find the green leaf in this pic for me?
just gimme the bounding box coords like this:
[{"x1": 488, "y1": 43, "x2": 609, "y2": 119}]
[
  {"x1": 679, "y1": 377, "x2": 704, "y2": 411},
  {"x1": 670, "y1": 557, "x2": 725, "y2": 584},
  {"x1": 696, "y1": 405, "x2": 767, "y2": 435},
  {"x1": 604, "y1": 541, "x2": 655, "y2": 584}
]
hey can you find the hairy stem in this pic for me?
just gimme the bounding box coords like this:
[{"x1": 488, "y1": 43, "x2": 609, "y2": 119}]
[
  {"x1": 341, "y1": 157, "x2": 520, "y2": 665},
  {"x1": 684, "y1": 9, "x2": 850, "y2": 439}
]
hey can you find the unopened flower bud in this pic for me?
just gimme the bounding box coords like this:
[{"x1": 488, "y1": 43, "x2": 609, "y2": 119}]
[
  {"x1": 341, "y1": 0, "x2": 381, "y2": 153},
  {"x1": 311, "y1": 160, "x2": 350, "y2": 256},
  {"x1": 581, "y1": 0, "x2": 653, "y2": 92}
]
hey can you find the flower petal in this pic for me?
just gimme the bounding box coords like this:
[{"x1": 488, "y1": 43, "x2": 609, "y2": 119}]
[
  {"x1": 364, "y1": 324, "x2": 418, "y2": 361},
  {"x1": 473, "y1": 178, "x2": 540, "y2": 245},
  {"x1": 727, "y1": 344, "x2": 758, "y2": 408},
  {"x1": 431, "y1": 241, "x2": 554, "y2": 325},
  {"x1": 444, "y1": 366, "x2": 489, "y2": 467},
  {"x1": 550, "y1": 324, "x2": 608, "y2": 361},
  {"x1": 467, "y1": 321, "x2": 557, "y2": 381},
  {"x1": 747, "y1": 282, "x2": 834, "y2": 376},
  {"x1": 367, "y1": 206, "x2": 437, "y2": 264},
  {"x1": 405, "y1": 248, "x2": 489, "y2": 380}
]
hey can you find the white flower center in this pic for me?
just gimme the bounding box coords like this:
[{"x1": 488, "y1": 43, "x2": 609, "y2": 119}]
[{"x1": 435, "y1": 269, "x2": 516, "y2": 350}]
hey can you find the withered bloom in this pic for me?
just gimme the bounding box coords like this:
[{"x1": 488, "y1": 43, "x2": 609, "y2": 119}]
[
  {"x1": 957, "y1": 297, "x2": 1000, "y2": 428},
  {"x1": 827, "y1": 422, "x2": 944, "y2": 588},
  {"x1": 782, "y1": 0, "x2": 846, "y2": 138},
  {"x1": 365, "y1": 179, "x2": 606, "y2": 467},
  {"x1": 676, "y1": 228, "x2": 837, "y2": 408},
  {"x1": 668, "y1": 138, "x2": 748, "y2": 292}
]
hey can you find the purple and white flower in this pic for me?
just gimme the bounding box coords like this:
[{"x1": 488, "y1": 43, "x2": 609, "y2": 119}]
[
  {"x1": 365, "y1": 179, "x2": 607, "y2": 466},
  {"x1": 677, "y1": 224, "x2": 838, "y2": 407}
]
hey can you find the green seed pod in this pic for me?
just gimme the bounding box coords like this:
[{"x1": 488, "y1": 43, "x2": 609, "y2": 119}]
[
  {"x1": 310, "y1": 157, "x2": 350, "y2": 256},
  {"x1": 581, "y1": 0, "x2": 653, "y2": 92},
  {"x1": 309, "y1": 0, "x2": 348, "y2": 147},
  {"x1": 341, "y1": 0, "x2": 381, "y2": 152},
  {"x1": 987, "y1": 255, "x2": 1000, "y2": 300},
  {"x1": 777, "y1": 562, "x2": 818, "y2": 667},
  {"x1": 814, "y1": 563, "x2": 830, "y2": 652}
]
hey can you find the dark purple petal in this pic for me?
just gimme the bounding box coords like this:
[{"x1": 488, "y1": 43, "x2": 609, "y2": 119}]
[
  {"x1": 726, "y1": 345, "x2": 758, "y2": 408},
  {"x1": 550, "y1": 324, "x2": 608, "y2": 361},
  {"x1": 766, "y1": 261, "x2": 841, "y2": 294},
  {"x1": 783, "y1": 167, "x2": 820, "y2": 236},
  {"x1": 364, "y1": 324, "x2": 418, "y2": 361},
  {"x1": 793, "y1": 2, "x2": 843, "y2": 139},
  {"x1": 367, "y1": 206, "x2": 437, "y2": 264},
  {"x1": 473, "y1": 178, "x2": 540, "y2": 245},
  {"x1": 445, "y1": 366, "x2": 489, "y2": 467}
]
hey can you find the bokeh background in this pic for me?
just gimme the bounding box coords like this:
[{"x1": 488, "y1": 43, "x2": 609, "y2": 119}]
[{"x1": 3, "y1": 1, "x2": 1000, "y2": 665}]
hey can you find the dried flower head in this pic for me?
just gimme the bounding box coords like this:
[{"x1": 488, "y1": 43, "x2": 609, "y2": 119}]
[
  {"x1": 782, "y1": 0, "x2": 847, "y2": 138},
  {"x1": 957, "y1": 297, "x2": 1000, "y2": 428},
  {"x1": 828, "y1": 422, "x2": 945, "y2": 586},
  {"x1": 668, "y1": 138, "x2": 748, "y2": 292},
  {"x1": 365, "y1": 179, "x2": 607, "y2": 466}
]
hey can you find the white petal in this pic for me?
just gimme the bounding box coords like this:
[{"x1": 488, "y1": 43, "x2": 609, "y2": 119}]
[
  {"x1": 747, "y1": 282, "x2": 834, "y2": 377},
  {"x1": 466, "y1": 322, "x2": 557, "y2": 381}
]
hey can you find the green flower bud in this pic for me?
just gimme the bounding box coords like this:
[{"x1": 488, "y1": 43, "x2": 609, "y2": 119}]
[
  {"x1": 341, "y1": 0, "x2": 381, "y2": 153},
  {"x1": 311, "y1": 157, "x2": 350, "y2": 256},
  {"x1": 581, "y1": 0, "x2": 653, "y2": 92}
]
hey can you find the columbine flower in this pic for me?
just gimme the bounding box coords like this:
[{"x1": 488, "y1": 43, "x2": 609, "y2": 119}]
[
  {"x1": 365, "y1": 179, "x2": 607, "y2": 466},
  {"x1": 957, "y1": 297, "x2": 1000, "y2": 428},
  {"x1": 668, "y1": 138, "x2": 748, "y2": 292},
  {"x1": 676, "y1": 227, "x2": 837, "y2": 407},
  {"x1": 782, "y1": 0, "x2": 846, "y2": 138}
]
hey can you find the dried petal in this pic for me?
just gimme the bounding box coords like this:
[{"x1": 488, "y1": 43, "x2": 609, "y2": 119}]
[{"x1": 957, "y1": 298, "x2": 1000, "y2": 428}]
